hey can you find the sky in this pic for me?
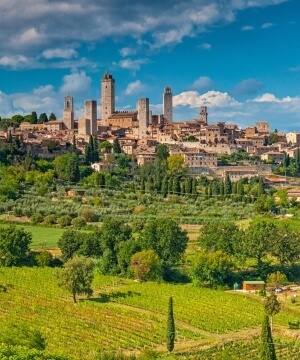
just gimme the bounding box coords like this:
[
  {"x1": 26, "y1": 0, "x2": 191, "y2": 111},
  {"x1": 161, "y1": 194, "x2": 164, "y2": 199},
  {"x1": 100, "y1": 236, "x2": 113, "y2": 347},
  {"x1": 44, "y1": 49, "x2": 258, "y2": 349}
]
[{"x1": 1, "y1": 0, "x2": 300, "y2": 131}]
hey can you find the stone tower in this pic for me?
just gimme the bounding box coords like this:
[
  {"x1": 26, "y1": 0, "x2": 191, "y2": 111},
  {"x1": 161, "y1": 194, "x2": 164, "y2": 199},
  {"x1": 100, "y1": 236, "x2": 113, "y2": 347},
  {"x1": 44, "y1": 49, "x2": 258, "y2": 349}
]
[
  {"x1": 101, "y1": 72, "x2": 115, "y2": 125},
  {"x1": 63, "y1": 96, "x2": 74, "y2": 129},
  {"x1": 138, "y1": 98, "x2": 149, "y2": 139},
  {"x1": 163, "y1": 86, "x2": 173, "y2": 123},
  {"x1": 84, "y1": 100, "x2": 97, "y2": 135},
  {"x1": 199, "y1": 106, "x2": 208, "y2": 125}
]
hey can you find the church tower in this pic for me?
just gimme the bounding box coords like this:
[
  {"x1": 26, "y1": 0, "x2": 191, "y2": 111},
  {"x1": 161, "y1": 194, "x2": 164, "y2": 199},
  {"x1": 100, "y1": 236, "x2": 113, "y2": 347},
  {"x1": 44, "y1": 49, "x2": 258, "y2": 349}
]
[
  {"x1": 199, "y1": 106, "x2": 208, "y2": 125},
  {"x1": 163, "y1": 86, "x2": 173, "y2": 123},
  {"x1": 101, "y1": 72, "x2": 115, "y2": 125},
  {"x1": 63, "y1": 96, "x2": 74, "y2": 129},
  {"x1": 138, "y1": 98, "x2": 149, "y2": 139}
]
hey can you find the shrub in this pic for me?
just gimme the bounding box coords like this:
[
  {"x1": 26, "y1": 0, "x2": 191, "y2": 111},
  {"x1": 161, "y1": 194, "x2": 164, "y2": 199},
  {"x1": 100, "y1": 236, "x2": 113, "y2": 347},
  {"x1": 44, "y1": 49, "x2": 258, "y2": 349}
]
[
  {"x1": 36, "y1": 251, "x2": 53, "y2": 267},
  {"x1": 57, "y1": 215, "x2": 72, "y2": 227},
  {"x1": 72, "y1": 217, "x2": 87, "y2": 229},
  {"x1": 80, "y1": 208, "x2": 98, "y2": 222},
  {"x1": 44, "y1": 214, "x2": 57, "y2": 225},
  {"x1": 30, "y1": 213, "x2": 43, "y2": 225}
]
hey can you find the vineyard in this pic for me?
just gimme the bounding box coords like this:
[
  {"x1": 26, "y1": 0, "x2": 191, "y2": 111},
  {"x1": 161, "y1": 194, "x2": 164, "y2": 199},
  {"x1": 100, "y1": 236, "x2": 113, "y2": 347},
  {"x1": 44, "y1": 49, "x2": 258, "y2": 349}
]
[{"x1": 0, "y1": 268, "x2": 300, "y2": 359}]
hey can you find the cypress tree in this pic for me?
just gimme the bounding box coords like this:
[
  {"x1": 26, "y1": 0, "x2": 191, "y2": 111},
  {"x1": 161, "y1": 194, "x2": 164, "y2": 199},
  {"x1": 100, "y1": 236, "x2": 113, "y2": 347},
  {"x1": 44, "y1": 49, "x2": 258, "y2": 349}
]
[
  {"x1": 260, "y1": 315, "x2": 276, "y2": 360},
  {"x1": 224, "y1": 173, "x2": 232, "y2": 196},
  {"x1": 167, "y1": 297, "x2": 175, "y2": 353}
]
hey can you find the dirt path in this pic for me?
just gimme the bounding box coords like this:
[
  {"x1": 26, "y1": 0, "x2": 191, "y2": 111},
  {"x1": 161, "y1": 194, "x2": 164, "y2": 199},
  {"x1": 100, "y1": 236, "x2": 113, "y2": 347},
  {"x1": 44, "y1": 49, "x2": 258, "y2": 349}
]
[{"x1": 107, "y1": 301, "x2": 262, "y2": 353}]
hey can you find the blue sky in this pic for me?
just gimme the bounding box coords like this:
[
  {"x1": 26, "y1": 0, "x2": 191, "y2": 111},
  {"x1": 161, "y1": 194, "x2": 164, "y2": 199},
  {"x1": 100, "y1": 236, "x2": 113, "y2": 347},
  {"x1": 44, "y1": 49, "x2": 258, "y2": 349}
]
[{"x1": 1, "y1": 0, "x2": 300, "y2": 131}]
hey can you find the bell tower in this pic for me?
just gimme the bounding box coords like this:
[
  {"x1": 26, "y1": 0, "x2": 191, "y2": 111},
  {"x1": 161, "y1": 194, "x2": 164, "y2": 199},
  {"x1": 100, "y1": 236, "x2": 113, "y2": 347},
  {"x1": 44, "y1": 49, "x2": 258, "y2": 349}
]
[
  {"x1": 163, "y1": 86, "x2": 173, "y2": 123},
  {"x1": 63, "y1": 96, "x2": 74, "y2": 129},
  {"x1": 101, "y1": 72, "x2": 115, "y2": 125}
]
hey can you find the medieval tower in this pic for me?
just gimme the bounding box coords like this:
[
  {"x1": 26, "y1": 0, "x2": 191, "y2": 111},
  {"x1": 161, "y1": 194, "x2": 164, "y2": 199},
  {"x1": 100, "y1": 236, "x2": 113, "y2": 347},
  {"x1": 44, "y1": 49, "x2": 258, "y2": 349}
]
[
  {"x1": 84, "y1": 100, "x2": 97, "y2": 135},
  {"x1": 163, "y1": 86, "x2": 173, "y2": 123},
  {"x1": 101, "y1": 72, "x2": 115, "y2": 125},
  {"x1": 63, "y1": 96, "x2": 74, "y2": 129},
  {"x1": 199, "y1": 106, "x2": 208, "y2": 125},
  {"x1": 138, "y1": 98, "x2": 149, "y2": 139}
]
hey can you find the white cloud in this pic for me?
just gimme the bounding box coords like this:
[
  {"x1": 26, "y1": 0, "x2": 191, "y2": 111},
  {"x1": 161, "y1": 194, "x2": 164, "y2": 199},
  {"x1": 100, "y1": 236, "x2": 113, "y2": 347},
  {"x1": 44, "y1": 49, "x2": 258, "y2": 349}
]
[
  {"x1": 199, "y1": 43, "x2": 212, "y2": 50},
  {"x1": 241, "y1": 25, "x2": 254, "y2": 31},
  {"x1": 119, "y1": 47, "x2": 137, "y2": 57},
  {"x1": 173, "y1": 90, "x2": 240, "y2": 108},
  {"x1": 42, "y1": 48, "x2": 78, "y2": 59},
  {"x1": 125, "y1": 80, "x2": 146, "y2": 95},
  {"x1": 261, "y1": 22, "x2": 274, "y2": 29},
  {"x1": 0, "y1": 55, "x2": 31, "y2": 69},
  {"x1": 192, "y1": 76, "x2": 213, "y2": 91},
  {"x1": 113, "y1": 58, "x2": 149, "y2": 71},
  {"x1": 253, "y1": 93, "x2": 292, "y2": 103},
  {"x1": 59, "y1": 71, "x2": 92, "y2": 97}
]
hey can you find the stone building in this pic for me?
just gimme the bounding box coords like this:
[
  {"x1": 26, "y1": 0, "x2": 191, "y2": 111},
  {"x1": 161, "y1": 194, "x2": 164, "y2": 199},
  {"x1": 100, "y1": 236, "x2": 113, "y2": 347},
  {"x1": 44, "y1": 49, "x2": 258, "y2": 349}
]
[
  {"x1": 138, "y1": 98, "x2": 150, "y2": 139},
  {"x1": 63, "y1": 96, "x2": 74, "y2": 130},
  {"x1": 101, "y1": 72, "x2": 115, "y2": 125},
  {"x1": 163, "y1": 87, "x2": 173, "y2": 123}
]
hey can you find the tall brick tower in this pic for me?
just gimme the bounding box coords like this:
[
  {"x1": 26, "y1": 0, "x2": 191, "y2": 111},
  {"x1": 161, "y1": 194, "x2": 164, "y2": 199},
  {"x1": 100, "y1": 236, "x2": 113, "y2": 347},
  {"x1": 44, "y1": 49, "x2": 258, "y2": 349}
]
[
  {"x1": 63, "y1": 96, "x2": 74, "y2": 129},
  {"x1": 138, "y1": 98, "x2": 149, "y2": 139},
  {"x1": 163, "y1": 86, "x2": 173, "y2": 123},
  {"x1": 199, "y1": 106, "x2": 208, "y2": 125},
  {"x1": 101, "y1": 72, "x2": 115, "y2": 125},
  {"x1": 84, "y1": 100, "x2": 97, "y2": 135}
]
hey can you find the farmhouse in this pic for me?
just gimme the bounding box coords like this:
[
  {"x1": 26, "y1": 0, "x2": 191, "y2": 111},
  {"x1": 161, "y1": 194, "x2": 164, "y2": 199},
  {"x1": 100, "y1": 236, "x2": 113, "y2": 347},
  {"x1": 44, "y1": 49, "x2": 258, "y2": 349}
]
[{"x1": 243, "y1": 281, "x2": 265, "y2": 291}]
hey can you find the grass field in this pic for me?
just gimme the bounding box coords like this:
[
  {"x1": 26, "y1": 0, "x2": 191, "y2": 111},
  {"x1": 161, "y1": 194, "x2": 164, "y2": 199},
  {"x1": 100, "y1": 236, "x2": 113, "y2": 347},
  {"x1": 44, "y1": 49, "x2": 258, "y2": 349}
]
[
  {"x1": 0, "y1": 268, "x2": 300, "y2": 359},
  {"x1": 0, "y1": 223, "x2": 64, "y2": 249}
]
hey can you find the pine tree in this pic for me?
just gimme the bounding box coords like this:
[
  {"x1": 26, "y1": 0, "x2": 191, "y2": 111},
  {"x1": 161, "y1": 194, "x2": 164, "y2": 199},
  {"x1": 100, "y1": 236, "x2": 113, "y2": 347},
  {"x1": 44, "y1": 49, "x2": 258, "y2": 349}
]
[
  {"x1": 260, "y1": 315, "x2": 276, "y2": 360},
  {"x1": 167, "y1": 297, "x2": 175, "y2": 353},
  {"x1": 161, "y1": 176, "x2": 168, "y2": 197},
  {"x1": 31, "y1": 111, "x2": 38, "y2": 124}
]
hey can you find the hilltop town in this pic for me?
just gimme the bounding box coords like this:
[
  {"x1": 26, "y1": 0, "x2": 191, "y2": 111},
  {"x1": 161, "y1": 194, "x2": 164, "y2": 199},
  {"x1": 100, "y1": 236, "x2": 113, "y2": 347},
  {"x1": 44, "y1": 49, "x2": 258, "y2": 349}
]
[{"x1": 1, "y1": 72, "x2": 300, "y2": 182}]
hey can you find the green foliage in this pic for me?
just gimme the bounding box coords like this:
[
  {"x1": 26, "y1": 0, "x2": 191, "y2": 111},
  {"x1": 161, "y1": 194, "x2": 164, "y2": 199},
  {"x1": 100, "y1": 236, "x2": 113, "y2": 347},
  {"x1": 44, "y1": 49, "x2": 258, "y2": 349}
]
[
  {"x1": 35, "y1": 250, "x2": 53, "y2": 267},
  {"x1": 113, "y1": 137, "x2": 122, "y2": 154},
  {"x1": 54, "y1": 152, "x2": 80, "y2": 182},
  {"x1": 58, "y1": 255, "x2": 94, "y2": 303},
  {"x1": 264, "y1": 292, "x2": 280, "y2": 331},
  {"x1": 38, "y1": 112, "x2": 48, "y2": 123},
  {"x1": 58, "y1": 215, "x2": 72, "y2": 227},
  {"x1": 130, "y1": 249, "x2": 161, "y2": 281},
  {"x1": 191, "y1": 250, "x2": 235, "y2": 288},
  {"x1": 266, "y1": 272, "x2": 288, "y2": 288},
  {"x1": 198, "y1": 220, "x2": 241, "y2": 255},
  {"x1": 0, "y1": 226, "x2": 32, "y2": 266},
  {"x1": 260, "y1": 315, "x2": 277, "y2": 360},
  {"x1": 141, "y1": 218, "x2": 188, "y2": 270},
  {"x1": 166, "y1": 297, "x2": 175, "y2": 353},
  {"x1": 0, "y1": 322, "x2": 45, "y2": 350},
  {"x1": 0, "y1": 343, "x2": 68, "y2": 359},
  {"x1": 49, "y1": 112, "x2": 57, "y2": 121}
]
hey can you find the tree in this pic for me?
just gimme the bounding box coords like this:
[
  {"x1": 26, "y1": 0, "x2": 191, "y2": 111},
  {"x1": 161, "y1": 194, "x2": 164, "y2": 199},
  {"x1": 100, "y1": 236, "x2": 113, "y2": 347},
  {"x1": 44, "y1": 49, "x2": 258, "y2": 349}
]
[
  {"x1": 224, "y1": 173, "x2": 232, "y2": 196},
  {"x1": 38, "y1": 113, "x2": 48, "y2": 124},
  {"x1": 243, "y1": 221, "x2": 277, "y2": 270},
  {"x1": 49, "y1": 112, "x2": 57, "y2": 121},
  {"x1": 167, "y1": 297, "x2": 175, "y2": 353},
  {"x1": 260, "y1": 315, "x2": 277, "y2": 360},
  {"x1": 54, "y1": 152, "x2": 80, "y2": 182},
  {"x1": 0, "y1": 226, "x2": 32, "y2": 266},
  {"x1": 198, "y1": 220, "x2": 241, "y2": 255},
  {"x1": 58, "y1": 230, "x2": 84, "y2": 262},
  {"x1": 31, "y1": 111, "x2": 38, "y2": 124},
  {"x1": 58, "y1": 256, "x2": 94, "y2": 303},
  {"x1": 191, "y1": 250, "x2": 235, "y2": 288},
  {"x1": 0, "y1": 322, "x2": 46, "y2": 350},
  {"x1": 141, "y1": 218, "x2": 188, "y2": 270},
  {"x1": 266, "y1": 272, "x2": 288, "y2": 288},
  {"x1": 167, "y1": 154, "x2": 188, "y2": 177},
  {"x1": 100, "y1": 140, "x2": 113, "y2": 153},
  {"x1": 264, "y1": 292, "x2": 280, "y2": 332},
  {"x1": 130, "y1": 250, "x2": 161, "y2": 281},
  {"x1": 156, "y1": 144, "x2": 169, "y2": 161},
  {"x1": 113, "y1": 137, "x2": 122, "y2": 154}
]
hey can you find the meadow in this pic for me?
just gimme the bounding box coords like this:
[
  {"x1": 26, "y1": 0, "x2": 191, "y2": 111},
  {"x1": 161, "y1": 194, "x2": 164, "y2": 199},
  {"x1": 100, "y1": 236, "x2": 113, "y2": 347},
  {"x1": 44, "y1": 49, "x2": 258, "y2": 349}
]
[{"x1": 0, "y1": 268, "x2": 300, "y2": 359}]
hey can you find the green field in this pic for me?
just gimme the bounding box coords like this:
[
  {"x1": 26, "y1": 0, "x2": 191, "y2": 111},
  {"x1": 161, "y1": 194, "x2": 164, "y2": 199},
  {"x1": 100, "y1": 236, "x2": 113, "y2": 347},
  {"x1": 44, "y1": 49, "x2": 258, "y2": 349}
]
[
  {"x1": 0, "y1": 223, "x2": 64, "y2": 249},
  {"x1": 0, "y1": 268, "x2": 300, "y2": 359}
]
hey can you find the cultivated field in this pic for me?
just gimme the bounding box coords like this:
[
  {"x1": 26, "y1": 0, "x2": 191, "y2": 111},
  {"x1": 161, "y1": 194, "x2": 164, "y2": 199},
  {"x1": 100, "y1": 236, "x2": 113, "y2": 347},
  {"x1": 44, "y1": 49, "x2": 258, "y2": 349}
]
[{"x1": 1, "y1": 268, "x2": 300, "y2": 359}]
